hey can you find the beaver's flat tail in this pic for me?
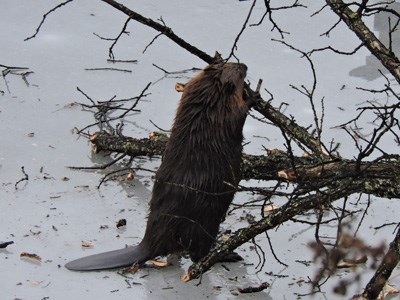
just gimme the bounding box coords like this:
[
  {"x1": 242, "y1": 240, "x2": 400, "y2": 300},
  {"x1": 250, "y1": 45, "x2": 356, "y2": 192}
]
[{"x1": 65, "y1": 245, "x2": 149, "y2": 271}]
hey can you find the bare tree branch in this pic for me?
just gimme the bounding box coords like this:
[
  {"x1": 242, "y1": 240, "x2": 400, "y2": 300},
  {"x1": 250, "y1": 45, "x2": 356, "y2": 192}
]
[
  {"x1": 227, "y1": 0, "x2": 258, "y2": 60},
  {"x1": 101, "y1": 0, "x2": 215, "y2": 64},
  {"x1": 325, "y1": 0, "x2": 400, "y2": 83},
  {"x1": 363, "y1": 225, "x2": 400, "y2": 299}
]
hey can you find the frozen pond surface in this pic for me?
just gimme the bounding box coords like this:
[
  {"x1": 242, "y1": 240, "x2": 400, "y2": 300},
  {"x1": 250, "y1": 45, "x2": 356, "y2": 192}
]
[{"x1": 1, "y1": 1, "x2": 399, "y2": 299}]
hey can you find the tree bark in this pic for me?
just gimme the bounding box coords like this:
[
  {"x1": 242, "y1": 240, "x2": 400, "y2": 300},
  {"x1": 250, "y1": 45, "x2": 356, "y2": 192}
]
[
  {"x1": 90, "y1": 132, "x2": 400, "y2": 199},
  {"x1": 363, "y1": 227, "x2": 400, "y2": 299}
]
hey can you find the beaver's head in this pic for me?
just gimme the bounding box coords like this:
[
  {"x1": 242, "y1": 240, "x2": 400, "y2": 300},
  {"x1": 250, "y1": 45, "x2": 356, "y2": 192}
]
[
  {"x1": 172, "y1": 62, "x2": 249, "y2": 147},
  {"x1": 181, "y1": 62, "x2": 248, "y2": 111},
  {"x1": 204, "y1": 62, "x2": 247, "y2": 95}
]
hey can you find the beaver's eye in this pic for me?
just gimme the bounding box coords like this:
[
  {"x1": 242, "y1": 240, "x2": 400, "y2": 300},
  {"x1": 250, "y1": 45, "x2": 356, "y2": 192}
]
[{"x1": 224, "y1": 82, "x2": 236, "y2": 94}]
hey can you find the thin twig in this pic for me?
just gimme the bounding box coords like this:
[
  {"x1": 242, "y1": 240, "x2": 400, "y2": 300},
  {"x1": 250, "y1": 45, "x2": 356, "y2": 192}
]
[
  {"x1": 15, "y1": 166, "x2": 29, "y2": 190},
  {"x1": 227, "y1": 0, "x2": 258, "y2": 60},
  {"x1": 25, "y1": 0, "x2": 74, "y2": 41}
]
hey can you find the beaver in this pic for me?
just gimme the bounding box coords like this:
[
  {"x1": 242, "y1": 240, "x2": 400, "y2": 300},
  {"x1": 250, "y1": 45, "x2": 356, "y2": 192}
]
[{"x1": 65, "y1": 62, "x2": 250, "y2": 271}]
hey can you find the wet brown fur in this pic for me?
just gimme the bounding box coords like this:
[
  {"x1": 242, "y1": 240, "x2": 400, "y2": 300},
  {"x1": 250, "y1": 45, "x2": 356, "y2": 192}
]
[
  {"x1": 139, "y1": 62, "x2": 249, "y2": 262},
  {"x1": 65, "y1": 63, "x2": 250, "y2": 270}
]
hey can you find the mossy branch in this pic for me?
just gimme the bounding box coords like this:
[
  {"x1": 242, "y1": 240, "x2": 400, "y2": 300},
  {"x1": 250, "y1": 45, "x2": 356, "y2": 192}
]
[{"x1": 89, "y1": 131, "x2": 400, "y2": 199}]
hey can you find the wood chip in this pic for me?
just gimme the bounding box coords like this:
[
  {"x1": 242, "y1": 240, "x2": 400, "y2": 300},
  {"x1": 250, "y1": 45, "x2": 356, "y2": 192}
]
[
  {"x1": 277, "y1": 170, "x2": 296, "y2": 181},
  {"x1": 181, "y1": 272, "x2": 191, "y2": 283},
  {"x1": 89, "y1": 134, "x2": 98, "y2": 142},
  {"x1": 81, "y1": 241, "x2": 95, "y2": 248},
  {"x1": 148, "y1": 260, "x2": 170, "y2": 267},
  {"x1": 126, "y1": 172, "x2": 135, "y2": 181},
  {"x1": 263, "y1": 204, "x2": 279, "y2": 213}
]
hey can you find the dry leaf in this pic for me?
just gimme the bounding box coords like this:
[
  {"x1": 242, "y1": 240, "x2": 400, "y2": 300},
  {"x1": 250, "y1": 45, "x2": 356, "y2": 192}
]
[
  {"x1": 126, "y1": 263, "x2": 140, "y2": 273},
  {"x1": 116, "y1": 219, "x2": 127, "y2": 228},
  {"x1": 64, "y1": 102, "x2": 78, "y2": 109},
  {"x1": 20, "y1": 252, "x2": 42, "y2": 262}
]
